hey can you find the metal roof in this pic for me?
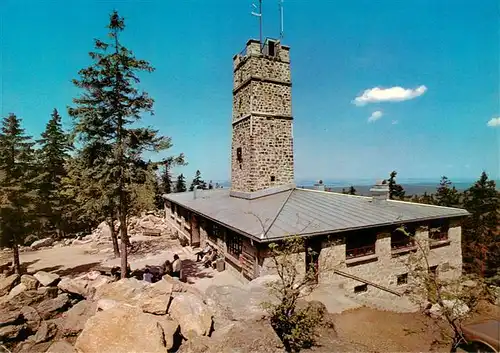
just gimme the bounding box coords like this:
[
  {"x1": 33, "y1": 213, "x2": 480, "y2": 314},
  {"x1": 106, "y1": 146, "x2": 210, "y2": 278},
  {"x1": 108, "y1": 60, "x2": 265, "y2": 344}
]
[{"x1": 164, "y1": 188, "x2": 470, "y2": 242}]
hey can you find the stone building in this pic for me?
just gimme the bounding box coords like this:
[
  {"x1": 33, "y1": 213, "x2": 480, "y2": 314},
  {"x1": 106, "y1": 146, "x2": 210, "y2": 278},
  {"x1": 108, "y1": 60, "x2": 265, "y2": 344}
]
[{"x1": 163, "y1": 38, "x2": 469, "y2": 297}]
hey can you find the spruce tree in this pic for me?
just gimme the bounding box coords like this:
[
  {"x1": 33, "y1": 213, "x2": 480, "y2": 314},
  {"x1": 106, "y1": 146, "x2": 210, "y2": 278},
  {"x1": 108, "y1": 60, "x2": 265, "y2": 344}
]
[
  {"x1": 69, "y1": 11, "x2": 170, "y2": 277},
  {"x1": 388, "y1": 171, "x2": 406, "y2": 200},
  {"x1": 348, "y1": 186, "x2": 357, "y2": 195},
  {"x1": 0, "y1": 114, "x2": 37, "y2": 273},
  {"x1": 189, "y1": 170, "x2": 205, "y2": 191},
  {"x1": 37, "y1": 108, "x2": 71, "y2": 237},
  {"x1": 156, "y1": 154, "x2": 186, "y2": 207},
  {"x1": 462, "y1": 171, "x2": 499, "y2": 280},
  {"x1": 176, "y1": 173, "x2": 187, "y2": 192},
  {"x1": 435, "y1": 176, "x2": 460, "y2": 207}
]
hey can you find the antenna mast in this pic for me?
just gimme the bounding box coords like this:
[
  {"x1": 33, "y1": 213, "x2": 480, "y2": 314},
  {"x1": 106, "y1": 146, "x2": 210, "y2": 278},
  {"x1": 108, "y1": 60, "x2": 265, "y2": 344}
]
[
  {"x1": 251, "y1": 0, "x2": 263, "y2": 51},
  {"x1": 279, "y1": 0, "x2": 284, "y2": 39}
]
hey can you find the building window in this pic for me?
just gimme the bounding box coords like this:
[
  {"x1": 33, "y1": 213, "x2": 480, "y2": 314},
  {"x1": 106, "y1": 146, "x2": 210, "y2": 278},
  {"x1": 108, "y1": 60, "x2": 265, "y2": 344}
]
[
  {"x1": 227, "y1": 230, "x2": 243, "y2": 258},
  {"x1": 429, "y1": 220, "x2": 449, "y2": 242},
  {"x1": 391, "y1": 225, "x2": 416, "y2": 251},
  {"x1": 345, "y1": 231, "x2": 376, "y2": 259},
  {"x1": 270, "y1": 175, "x2": 275, "y2": 182},
  {"x1": 397, "y1": 273, "x2": 408, "y2": 285},
  {"x1": 207, "y1": 221, "x2": 220, "y2": 243},
  {"x1": 354, "y1": 284, "x2": 368, "y2": 293}
]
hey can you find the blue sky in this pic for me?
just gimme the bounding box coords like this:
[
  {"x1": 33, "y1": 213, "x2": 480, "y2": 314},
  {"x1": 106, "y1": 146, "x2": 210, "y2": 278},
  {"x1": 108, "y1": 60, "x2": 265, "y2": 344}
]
[{"x1": 1, "y1": 0, "x2": 499, "y2": 184}]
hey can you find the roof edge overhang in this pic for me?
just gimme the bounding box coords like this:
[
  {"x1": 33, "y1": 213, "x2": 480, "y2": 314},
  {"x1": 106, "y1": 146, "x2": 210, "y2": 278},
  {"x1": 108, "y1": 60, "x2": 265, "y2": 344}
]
[
  {"x1": 164, "y1": 198, "x2": 264, "y2": 243},
  {"x1": 259, "y1": 213, "x2": 470, "y2": 243}
]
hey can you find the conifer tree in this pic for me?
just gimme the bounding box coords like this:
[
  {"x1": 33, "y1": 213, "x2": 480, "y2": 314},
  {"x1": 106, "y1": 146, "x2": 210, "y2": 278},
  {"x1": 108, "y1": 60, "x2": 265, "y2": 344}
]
[
  {"x1": 435, "y1": 176, "x2": 460, "y2": 207},
  {"x1": 176, "y1": 173, "x2": 187, "y2": 192},
  {"x1": 0, "y1": 114, "x2": 37, "y2": 273},
  {"x1": 388, "y1": 171, "x2": 406, "y2": 200},
  {"x1": 37, "y1": 108, "x2": 71, "y2": 237},
  {"x1": 189, "y1": 170, "x2": 205, "y2": 191},
  {"x1": 348, "y1": 186, "x2": 356, "y2": 195},
  {"x1": 156, "y1": 154, "x2": 186, "y2": 207},
  {"x1": 69, "y1": 11, "x2": 171, "y2": 278},
  {"x1": 462, "y1": 171, "x2": 499, "y2": 281}
]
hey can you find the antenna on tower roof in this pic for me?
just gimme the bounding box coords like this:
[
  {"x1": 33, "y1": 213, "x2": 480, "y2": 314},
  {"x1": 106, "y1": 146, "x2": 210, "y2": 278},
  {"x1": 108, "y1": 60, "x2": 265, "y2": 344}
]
[
  {"x1": 279, "y1": 0, "x2": 284, "y2": 39},
  {"x1": 251, "y1": 0, "x2": 263, "y2": 51}
]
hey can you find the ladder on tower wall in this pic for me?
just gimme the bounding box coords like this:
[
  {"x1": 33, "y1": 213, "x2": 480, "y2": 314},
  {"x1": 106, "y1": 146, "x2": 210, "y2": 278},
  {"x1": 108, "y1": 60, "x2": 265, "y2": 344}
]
[{"x1": 333, "y1": 269, "x2": 402, "y2": 297}]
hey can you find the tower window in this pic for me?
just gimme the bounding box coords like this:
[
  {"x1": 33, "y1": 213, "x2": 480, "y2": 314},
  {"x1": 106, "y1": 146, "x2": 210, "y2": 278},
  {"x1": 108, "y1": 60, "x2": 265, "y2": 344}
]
[
  {"x1": 268, "y1": 40, "x2": 276, "y2": 56},
  {"x1": 236, "y1": 147, "x2": 242, "y2": 163},
  {"x1": 270, "y1": 176, "x2": 275, "y2": 182}
]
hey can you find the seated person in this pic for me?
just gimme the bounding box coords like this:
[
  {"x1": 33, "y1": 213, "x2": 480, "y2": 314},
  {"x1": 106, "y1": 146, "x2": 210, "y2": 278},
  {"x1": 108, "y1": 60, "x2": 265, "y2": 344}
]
[
  {"x1": 162, "y1": 260, "x2": 173, "y2": 277},
  {"x1": 203, "y1": 249, "x2": 218, "y2": 268},
  {"x1": 143, "y1": 268, "x2": 153, "y2": 283},
  {"x1": 196, "y1": 244, "x2": 212, "y2": 262}
]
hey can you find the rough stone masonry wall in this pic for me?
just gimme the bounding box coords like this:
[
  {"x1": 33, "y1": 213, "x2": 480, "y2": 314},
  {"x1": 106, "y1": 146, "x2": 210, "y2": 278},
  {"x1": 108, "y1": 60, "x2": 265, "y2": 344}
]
[
  {"x1": 233, "y1": 55, "x2": 291, "y2": 90},
  {"x1": 250, "y1": 81, "x2": 292, "y2": 116},
  {"x1": 230, "y1": 118, "x2": 253, "y2": 192},
  {"x1": 251, "y1": 117, "x2": 294, "y2": 190},
  {"x1": 317, "y1": 223, "x2": 463, "y2": 299}
]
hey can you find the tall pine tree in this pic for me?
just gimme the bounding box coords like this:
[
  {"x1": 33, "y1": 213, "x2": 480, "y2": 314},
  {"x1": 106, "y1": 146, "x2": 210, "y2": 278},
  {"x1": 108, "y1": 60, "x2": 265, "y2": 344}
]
[
  {"x1": 176, "y1": 173, "x2": 187, "y2": 192},
  {"x1": 462, "y1": 171, "x2": 499, "y2": 281},
  {"x1": 156, "y1": 154, "x2": 186, "y2": 207},
  {"x1": 69, "y1": 11, "x2": 171, "y2": 277},
  {"x1": 435, "y1": 176, "x2": 460, "y2": 207},
  {"x1": 37, "y1": 108, "x2": 71, "y2": 237},
  {"x1": 0, "y1": 114, "x2": 37, "y2": 274},
  {"x1": 189, "y1": 170, "x2": 205, "y2": 191}
]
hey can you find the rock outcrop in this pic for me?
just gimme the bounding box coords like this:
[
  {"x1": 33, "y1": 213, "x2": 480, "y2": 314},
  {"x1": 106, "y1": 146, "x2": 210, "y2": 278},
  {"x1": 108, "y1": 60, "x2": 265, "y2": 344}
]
[
  {"x1": 75, "y1": 304, "x2": 180, "y2": 353},
  {"x1": 30, "y1": 238, "x2": 54, "y2": 250}
]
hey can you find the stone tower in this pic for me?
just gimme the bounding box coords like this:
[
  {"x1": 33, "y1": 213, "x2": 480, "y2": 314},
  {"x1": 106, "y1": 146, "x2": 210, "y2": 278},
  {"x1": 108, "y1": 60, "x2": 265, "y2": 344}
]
[{"x1": 230, "y1": 39, "x2": 295, "y2": 199}]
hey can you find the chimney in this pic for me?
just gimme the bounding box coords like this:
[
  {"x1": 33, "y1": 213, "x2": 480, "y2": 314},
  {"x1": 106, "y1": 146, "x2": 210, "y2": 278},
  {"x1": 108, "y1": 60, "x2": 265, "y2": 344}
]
[
  {"x1": 313, "y1": 180, "x2": 325, "y2": 191},
  {"x1": 193, "y1": 185, "x2": 199, "y2": 200},
  {"x1": 370, "y1": 179, "x2": 389, "y2": 202}
]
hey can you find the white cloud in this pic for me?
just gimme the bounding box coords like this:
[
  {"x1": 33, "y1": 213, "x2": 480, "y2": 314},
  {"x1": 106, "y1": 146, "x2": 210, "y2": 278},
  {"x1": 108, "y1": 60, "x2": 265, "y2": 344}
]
[
  {"x1": 487, "y1": 117, "x2": 500, "y2": 127},
  {"x1": 353, "y1": 85, "x2": 427, "y2": 106},
  {"x1": 391, "y1": 120, "x2": 399, "y2": 125},
  {"x1": 368, "y1": 111, "x2": 383, "y2": 123}
]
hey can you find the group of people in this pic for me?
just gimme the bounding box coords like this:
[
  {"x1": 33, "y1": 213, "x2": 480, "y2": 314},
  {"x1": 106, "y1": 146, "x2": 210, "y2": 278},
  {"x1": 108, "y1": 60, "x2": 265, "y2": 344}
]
[
  {"x1": 142, "y1": 254, "x2": 182, "y2": 283},
  {"x1": 195, "y1": 243, "x2": 218, "y2": 268},
  {"x1": 142, "y1": 244, "x2": 218, "y2": 283}
]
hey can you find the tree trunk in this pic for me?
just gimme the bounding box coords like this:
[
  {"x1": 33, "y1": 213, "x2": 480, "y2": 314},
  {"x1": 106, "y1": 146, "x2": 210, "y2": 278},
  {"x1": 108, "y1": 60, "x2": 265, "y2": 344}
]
[
  {"x1": 119, "y1": 212, "x2": 128, "y2": 279},
  {"x1": 108, "y1": 218, "x2": 120, "y2": 258},
  {"x1": 12, "y1": 243, "x2": 21, "y2": 274}
]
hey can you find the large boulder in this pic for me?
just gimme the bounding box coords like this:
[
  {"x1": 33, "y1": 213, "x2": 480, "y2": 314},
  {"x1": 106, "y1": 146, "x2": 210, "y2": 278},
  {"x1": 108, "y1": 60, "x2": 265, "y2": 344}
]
[
  {"x1": 168, "y1": 292, "x2": 213, "y2": 338},
  {"x1": 139, "y1": 279, "x2": 174, "y2": 315},
  {"x1": 0, "y1": 309, "x2": 23, "y2": 327},
  {"x1": 58, "y1": 277, "x2": 90, "y2": 298},
  {"x1": 0, "y1": 260, "x2": 12, "y2": 274},
  {"x1": 34, "y1": 271, "x2": 60, "y2": 287},
  {"x1": 0, "y1": 274, "x2": 20, "y2": 296},
  {"x1": 20, "y1": 306, "x2": 41, "y2": 333},
  {"x1": 0, "y1": 323, "x2": 26, "y2": 342},
  {"x1": 179, "y1": 319, "x2": 284, "y2": 353},
  {"x1": 92, "y1": 278, "x2": 148, "y2": 305},
  {"x1": 20, "y1": 274, "x2": 39, "y2": 290},
  {"x1": 9, "y1": 283, "x2": 28, "y2": 298},
  {"x1": 35, "y1": 293, "x2": 70, "y2": 320},
  {"x1": 47, "y1": 340, "x2": 77, "y2": 353},
  {"x1": 30, "y1": 237, "x2": 54, "y2": 250},
  {"x1": 34, "y1": 320, "x2": 58, "y2": 343},
  {"x1": 75, "y1": 304, "x2": 180, "y2": 353},
  {"x1": 61, "y1": 300, "x2": 97, "y2": 336},
  {"x1": 205, "y1": 285, "x2": 269, "y2": 322},
  {"x1": 0, "y1": 289, "x2": 50, "y2": 311}
]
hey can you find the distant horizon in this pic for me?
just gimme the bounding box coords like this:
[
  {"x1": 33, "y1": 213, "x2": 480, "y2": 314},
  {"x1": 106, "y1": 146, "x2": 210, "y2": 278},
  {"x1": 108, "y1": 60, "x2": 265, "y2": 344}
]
[{"x1": 193, "y1": 176, "x2": 499, "y2": 188}]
